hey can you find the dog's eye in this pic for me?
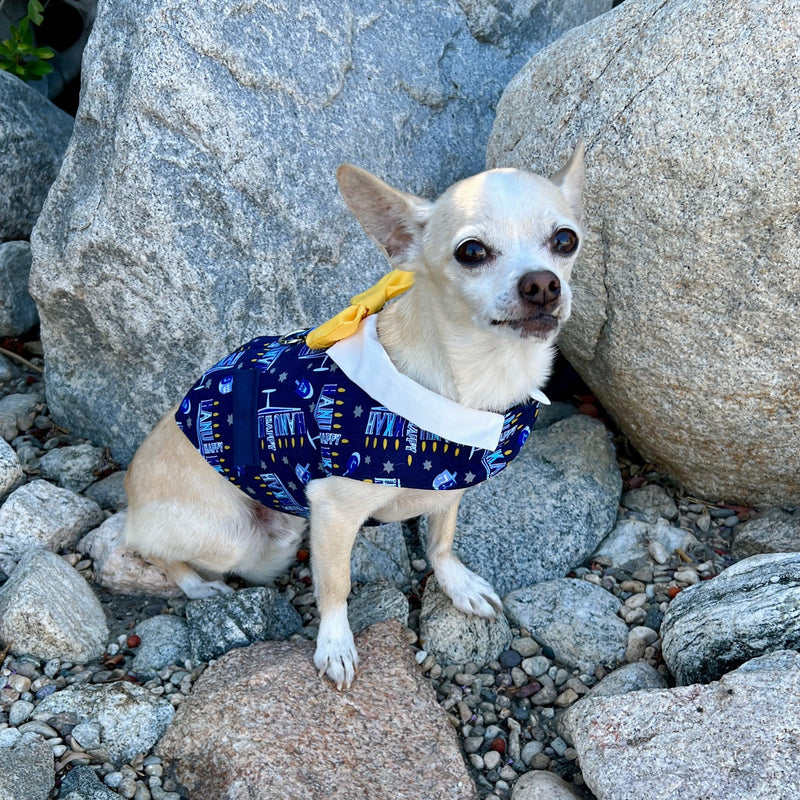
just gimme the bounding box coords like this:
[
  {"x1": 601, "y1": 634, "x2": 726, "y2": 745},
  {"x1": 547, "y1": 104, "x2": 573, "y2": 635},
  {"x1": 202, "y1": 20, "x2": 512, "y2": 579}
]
[
  {"x1": 454, "y1": 239, "x2": 489, "y2": 266},
  {"x1": 550, "y1": 228, "x2": 579, "y2": 255}
]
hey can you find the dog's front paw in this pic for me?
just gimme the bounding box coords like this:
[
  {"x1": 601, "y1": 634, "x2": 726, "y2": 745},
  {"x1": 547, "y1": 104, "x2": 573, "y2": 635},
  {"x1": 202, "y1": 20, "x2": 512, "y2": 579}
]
[
  {"x1": 314, "y1": 606, "x2": 358, "y2": 690},
  {"x1": 434, "y1": 557, "x2": 502, "y2": 618}
]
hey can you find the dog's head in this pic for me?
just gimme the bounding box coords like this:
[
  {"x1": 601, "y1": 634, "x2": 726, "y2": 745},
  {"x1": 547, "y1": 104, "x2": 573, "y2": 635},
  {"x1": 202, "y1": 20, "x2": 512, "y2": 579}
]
[{"x1": 337, "y1": 143, "x2": 584, "y2": 344}]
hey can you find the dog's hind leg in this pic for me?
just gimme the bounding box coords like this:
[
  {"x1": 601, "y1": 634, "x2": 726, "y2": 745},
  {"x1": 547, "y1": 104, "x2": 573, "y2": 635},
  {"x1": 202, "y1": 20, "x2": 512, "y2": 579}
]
[
  {"x1": 146, "y1": 555, "x2": 235, "y2": 599},
  {"x1": 427, "y1": 498, "x2": 502, "y2": 618}
]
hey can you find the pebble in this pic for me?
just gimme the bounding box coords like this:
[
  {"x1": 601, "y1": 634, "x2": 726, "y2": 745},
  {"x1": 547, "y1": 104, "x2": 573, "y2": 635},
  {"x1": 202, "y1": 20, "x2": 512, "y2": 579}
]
[{"x1": 648, "y1": 540, "x2": 670, "y2": 564}]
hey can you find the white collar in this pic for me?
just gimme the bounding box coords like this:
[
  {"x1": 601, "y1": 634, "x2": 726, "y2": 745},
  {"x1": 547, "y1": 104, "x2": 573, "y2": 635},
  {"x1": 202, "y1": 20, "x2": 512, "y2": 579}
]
[{"x1": 327, "y1": 315, "x2": 549, "y2": 451}]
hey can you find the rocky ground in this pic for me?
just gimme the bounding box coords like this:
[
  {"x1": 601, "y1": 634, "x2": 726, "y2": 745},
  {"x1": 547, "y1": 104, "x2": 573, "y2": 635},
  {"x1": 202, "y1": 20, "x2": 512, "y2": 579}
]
[{"x1": 1, "y1": 335, "x2": 796, "y2": 800}]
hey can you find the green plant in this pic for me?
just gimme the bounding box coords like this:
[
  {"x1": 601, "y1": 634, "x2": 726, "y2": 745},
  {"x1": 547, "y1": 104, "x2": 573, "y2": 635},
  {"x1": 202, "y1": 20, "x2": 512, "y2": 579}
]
[{"x1": 0, "y1": 0, "x2": 55, "y2": 82}]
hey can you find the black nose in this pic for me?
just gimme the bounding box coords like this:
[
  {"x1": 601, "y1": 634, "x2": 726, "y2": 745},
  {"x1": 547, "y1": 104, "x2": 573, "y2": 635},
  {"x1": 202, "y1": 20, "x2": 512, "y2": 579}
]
[{"x1": 518, "y1": 270, "x2": 561, "y2": 306}]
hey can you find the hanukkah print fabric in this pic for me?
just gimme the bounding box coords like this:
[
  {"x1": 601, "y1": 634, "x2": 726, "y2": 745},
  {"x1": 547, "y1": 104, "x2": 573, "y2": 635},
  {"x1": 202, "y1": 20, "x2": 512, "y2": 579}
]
[{"x1": 175, "y1": 316, "x2": 541, "y2": 518}]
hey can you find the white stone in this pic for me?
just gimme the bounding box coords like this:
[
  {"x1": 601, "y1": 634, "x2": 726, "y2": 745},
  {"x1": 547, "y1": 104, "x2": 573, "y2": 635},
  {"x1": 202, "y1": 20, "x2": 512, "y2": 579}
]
[
  {"x1": 0, "y1": 437, "x2": 23, "y2": 497},
  {"x1": 0, "y1": 480, "x2": 103, "y2": 574},
  {"x1": 76, "y1": 512, "x2": 182, "y2": 597}
]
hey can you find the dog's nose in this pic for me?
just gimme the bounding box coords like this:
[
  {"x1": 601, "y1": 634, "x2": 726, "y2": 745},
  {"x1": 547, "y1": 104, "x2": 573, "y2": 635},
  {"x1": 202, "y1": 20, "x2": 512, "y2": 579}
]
[{"x1": 518, "y1": 270, "x2": 561, "y2": 306}]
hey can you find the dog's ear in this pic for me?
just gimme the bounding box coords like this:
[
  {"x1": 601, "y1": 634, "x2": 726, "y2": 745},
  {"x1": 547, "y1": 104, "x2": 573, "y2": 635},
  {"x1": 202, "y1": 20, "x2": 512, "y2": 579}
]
[
  {"x1": 549, "y1": 139, "x2": 585, "y2": 222},
  {"x1": 336, "y1": 165, "x2": 433, "y2": 268}
]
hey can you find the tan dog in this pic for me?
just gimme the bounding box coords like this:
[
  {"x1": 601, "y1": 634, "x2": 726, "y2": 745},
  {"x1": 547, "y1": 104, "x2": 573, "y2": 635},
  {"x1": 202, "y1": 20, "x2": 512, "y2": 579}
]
[{"x1": 124, "y1": 144, "x2": 584, "y2": 688}]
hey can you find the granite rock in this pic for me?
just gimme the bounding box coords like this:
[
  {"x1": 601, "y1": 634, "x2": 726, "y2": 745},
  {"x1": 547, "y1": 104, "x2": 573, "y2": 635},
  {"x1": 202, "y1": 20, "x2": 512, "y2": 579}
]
[
  {"x1": 157, "y1": 620, "x2": 478, "y2": 799},
  {"x1": 0, "y1": 479, "x2": 103, "y2": 574},
  {"x1": 440, "y1": 415, "x2": 621, "y2": 597},
  {"x1": 0, "y1": 392, "x2": 42, "y2": 442},
  {"x1": 563, "y1": 651, "x2": 800, "y2": 800},
  {"x1": 661, "y1": 553, "x2": 800, "y2": 685},
  {"x1": 29, "y1": 0, "x2": 612, "y2": 462},
  {"x1": 0, "y1": 729, "x2": 54, "y2": 800},
  {"x1": 39, "y1": 443, "x2": 106, "y2": 493},
  {"x1": 185, "y1": 585, "x2": 303, "y2": 662},
  {"x1": 419, "y1": 577, "x2": 511, "y2": 667},
  {"x1": 131, "y1": 615, "x2": 192, "y2": 679},
  {"x1": 593, "y1": 517, "x2": 696, "y2": 572},
  {"x1": 504, "y1": 578, "x2": 627, "y2": 673},
  {"x1": 34, "y1": 682, "x2": 174, "y2": 766},
  {"x1": 0, "y1": 70, "x2": 74, "y2": 240},
  {"x1": 349, "y1": 580, "x2": 409, "y2": 633},
  {"x1": 76, "y1": 512, "x2": 182, "y2": 597},
  {"x1": 0, "y1": 549, "x2": 108, "y2": 662},
  {"x1": 488, "y1": 0, "x2": 800, "y2": 505},
  {"x1": 351, "y1": 522, "x2": 411, "y2": 588},
  {"x1": 732, "y1": 507, "x2": 800, "y2": 558},
  {"x1": 0, "y1": 436, "x2": 23, "y2": 497}
]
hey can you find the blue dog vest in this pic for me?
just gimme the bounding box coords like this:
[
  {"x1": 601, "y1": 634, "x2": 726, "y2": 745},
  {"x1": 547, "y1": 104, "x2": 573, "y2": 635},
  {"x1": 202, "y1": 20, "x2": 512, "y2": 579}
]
[{"x1": 175, "y1": 316, "x2": 543, "y2": 518}]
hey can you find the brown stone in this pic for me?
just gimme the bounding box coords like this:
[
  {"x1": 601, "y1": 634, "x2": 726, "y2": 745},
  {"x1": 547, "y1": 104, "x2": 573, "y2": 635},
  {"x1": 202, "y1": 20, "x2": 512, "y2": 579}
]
[{"x1": 157, "y1": 620, "x2": 478, "y2": 800}]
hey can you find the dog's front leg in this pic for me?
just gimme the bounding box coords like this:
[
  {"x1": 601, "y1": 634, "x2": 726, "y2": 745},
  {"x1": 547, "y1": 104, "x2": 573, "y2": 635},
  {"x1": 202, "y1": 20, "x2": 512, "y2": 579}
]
[
  {"x1": 306, "y1": 479, "x2": 365, "y2": 690},
  {"x1": 427, "y1": 495, "x2": 502, "y2": 618}
]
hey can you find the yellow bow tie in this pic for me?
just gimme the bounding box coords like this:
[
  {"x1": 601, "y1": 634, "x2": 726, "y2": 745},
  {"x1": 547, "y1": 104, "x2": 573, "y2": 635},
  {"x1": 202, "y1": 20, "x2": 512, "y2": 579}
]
[{"x1": 305, "y1": 269, "x2": 415, "y2": 350}]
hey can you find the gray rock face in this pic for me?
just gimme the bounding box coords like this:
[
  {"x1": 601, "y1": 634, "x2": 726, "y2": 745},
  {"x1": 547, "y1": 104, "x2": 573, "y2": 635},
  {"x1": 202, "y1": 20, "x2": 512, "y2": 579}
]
[
  {"x1": 33, "y1": 682, "x2": 174, "y2": 766},
  {"x1": 504, "y1": 578, "x2": 627, "y2": 673},
  {"x1": 29, "y1": 0, "x2": 612, "y2": 463},
  {"x1": 351, "y1": 522, "x2": 411, "y2": 588},
  {"x1": 620, "y1": 485, "x2": 678, "y2": 522},
  {"x1": 487, "y1": 0, "x2": 800, "y2": 506},
  {"x1": 58, "y1": 765, "x2": 119, "y2": 800},
  {"x1": 157, "y1": 620, "x2": 479, "y2": 799},
  {"x1": 0, "y1": 70, "x2": 74, "y2": 240},
  {"x1": 0, "y1": 392, "x2": 42, "y2": 442},
  {"x1": 593, "y1": 517, "x2": 696, "y2": 572},
  {"x1": 185, "y1": 586, "x2": 303, "y2": 662},
  {"x1": 0, "y1": 549, "x2": 109, "y2": 662},
  {"x1": 419, "y1": 578, "x2": 511, "y2": 667},
  {"x1": 732, "y1": 507, "x2": 800, "y2": 558},
  {"x1": 0, "y1": 730, "x2": 54, "y2": 800},
  {"x1": 443, "y1": 415, "x2": 621, "y2": 597},
  {"x1": 349, "y1": 580, "x2": 409, "y2": 633},
  {"x1": 0, "y1": 479, "x2": 104, "y2": 574},
  {"x1": 82, "y1": 470, "x2": 128, "y2": 511},
  {"x1": 39, "y1": 444, "x2": 106, "y2": 493},
  {"x1": 0, "y1": 436, "x2": 23, "y2": 497},
  {"x1": 131, "y1": 615, "x2": 192, "y2": 679},
  {"x1": 661, "y1": 553, "x2": 800, "y2": 685},
  {"x1": 563, "y1": 651, "x2": 800, "y2": 800},
  {"x1": 0, "y1": 241, "x2": 38, "y2": 336}
]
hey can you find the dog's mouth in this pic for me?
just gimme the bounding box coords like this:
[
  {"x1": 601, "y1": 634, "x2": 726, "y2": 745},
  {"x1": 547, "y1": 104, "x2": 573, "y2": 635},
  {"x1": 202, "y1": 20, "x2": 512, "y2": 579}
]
[{"x1": 491, "y1": 312, "x2": 560, "y2": 337}]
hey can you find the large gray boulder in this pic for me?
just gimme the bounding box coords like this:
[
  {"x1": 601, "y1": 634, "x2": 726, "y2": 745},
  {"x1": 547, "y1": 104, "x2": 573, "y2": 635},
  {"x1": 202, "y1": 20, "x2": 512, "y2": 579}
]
[
  {"x1": 487, "y1": 0, "x2": 800, "y2": 506},
  {"x1": 661, "y1": 553, "x2": 800, "y2": 685},
  {"x1": 0, "y1": 70, "x2": 74, "y2": 240},
  {"x1": 441, "y1": 414, "x2": 621, "y2": 597},
  {"x1": 29, "y1": 0, "x2": 612, "y2": 463},
  {"x1": 562, "y1": 651, "x2": 800, "y2": 800}
]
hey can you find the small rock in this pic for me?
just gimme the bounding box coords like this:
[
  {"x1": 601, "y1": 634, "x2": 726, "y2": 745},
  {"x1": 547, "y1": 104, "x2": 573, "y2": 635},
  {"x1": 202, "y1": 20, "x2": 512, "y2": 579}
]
[
  {"x1": 0, "y1": 480, "x2": 103, "y2": 574},
  {"x1": 185, "y1": 586, "x2": 303, "y2": 662},
  {"x1": 0, "y1": 393, "x2": 41, "y2": 442},
  {"x1": 131, "y1": 616, "x2": 191, "y2": 680},
  {"x1": 0, "y1": 549, "x2": 108, "y2": 662},
  {"x1": 34, "y1": 682, "x2": 174, "y2": 766},
  {"x1": 594, "y1": 518, "x2": 695, "y2": 570},
  {"x1": 648, "y1": 539, "x2": 670, "y2": 565},
  {"x1": 733, "y1": 507, "x2": 800, "y2": 558},
  {"x1": 0, "y1": 437, "x2": 23, "y2": 497},
  {"x1": 8, "y1": 699, "x2": 35, "y2": 726},
  {"x1": 76, "y1": 513, "x2": 182, "y2": 598},
  {"x1": 511, "y1": 771, "x2": 583, "y2": 799},
  {"x1": 504, "y1": 579, "x2": 628, "y2": 673},
  {"x1": 0, "y1": 730, "x2": 54, "y2": 800},
  {"x1": 621, "y1": 485, "x2": 679, "y2": 521},
  {"x1": 58, "y1": 764, "x2": 119, "y2": 799},
  {"x1": 419, "y1": 577, "x2": 512, "y2": 667},
  {"x1": 39, "y1": 444, "x2": 105, "y2": 493},
  {"x1": 662, "y1": 553, "x2": 800, "y2": 684},
  {"x1": 83, "y1": 470, "x2": 129, "y2": 510},
  {"x1": 348, "y1": 580, "x2": 409, "y2": 633},
  {"x1": 350, "y1": 522, "x2": 412, "y2": 588},
  {"x1": 0, "y1": 241, "x2": 39, "y2": 337}
]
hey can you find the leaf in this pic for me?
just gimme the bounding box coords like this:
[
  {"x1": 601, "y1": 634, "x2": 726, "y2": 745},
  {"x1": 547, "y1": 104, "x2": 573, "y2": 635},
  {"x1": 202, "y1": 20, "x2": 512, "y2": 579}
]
[
  {"x1": 31, "y1": 46, "x2": 55, "y2": 59},
  {"x1": 27, "y1": 0, "x2": 45, "y2": 26},
  {"x1": 24, "y1": 59, "x2": 53, "y2": 77}
]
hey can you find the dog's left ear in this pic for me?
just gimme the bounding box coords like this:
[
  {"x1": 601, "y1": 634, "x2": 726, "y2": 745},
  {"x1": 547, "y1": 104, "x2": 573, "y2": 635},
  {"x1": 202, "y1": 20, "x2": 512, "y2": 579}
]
[
  {"x1": 549, "y1": 139, "x2": 585, "y2": 222},
  {"x1": 336, "y1": 164, "x2": 433, "y2": 268}
]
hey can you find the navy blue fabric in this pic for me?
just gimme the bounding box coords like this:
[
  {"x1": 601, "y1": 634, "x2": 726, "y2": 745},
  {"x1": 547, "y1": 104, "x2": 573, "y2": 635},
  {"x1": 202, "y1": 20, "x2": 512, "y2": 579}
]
[{"x1": 175, "y1": 332, "x2": 540, "y2": 518}]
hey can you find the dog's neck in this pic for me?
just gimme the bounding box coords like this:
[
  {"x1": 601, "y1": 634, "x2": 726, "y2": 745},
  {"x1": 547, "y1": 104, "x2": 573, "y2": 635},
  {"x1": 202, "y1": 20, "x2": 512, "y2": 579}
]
[{"x1": 376, "y1": 281, "x2": 554, "y2": 413}]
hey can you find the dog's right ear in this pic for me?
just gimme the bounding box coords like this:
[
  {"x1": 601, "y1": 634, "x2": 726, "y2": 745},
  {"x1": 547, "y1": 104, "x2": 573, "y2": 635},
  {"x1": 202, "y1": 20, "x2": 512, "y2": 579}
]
[{"x1": 336, "y1": 165, "x2": 433, "y2": 268}]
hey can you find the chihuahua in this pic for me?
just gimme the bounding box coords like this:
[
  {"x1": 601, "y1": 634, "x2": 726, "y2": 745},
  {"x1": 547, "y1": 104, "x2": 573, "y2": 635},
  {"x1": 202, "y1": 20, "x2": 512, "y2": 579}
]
[{"x1": 124, "y1": 143, "x2": 584, "y2": 689}]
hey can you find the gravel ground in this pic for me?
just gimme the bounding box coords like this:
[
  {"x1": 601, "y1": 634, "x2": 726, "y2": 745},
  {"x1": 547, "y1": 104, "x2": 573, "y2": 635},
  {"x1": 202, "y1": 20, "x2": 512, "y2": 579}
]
[{"x1": 0, "y1": 339, "x2": 746, "y2": 800}]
